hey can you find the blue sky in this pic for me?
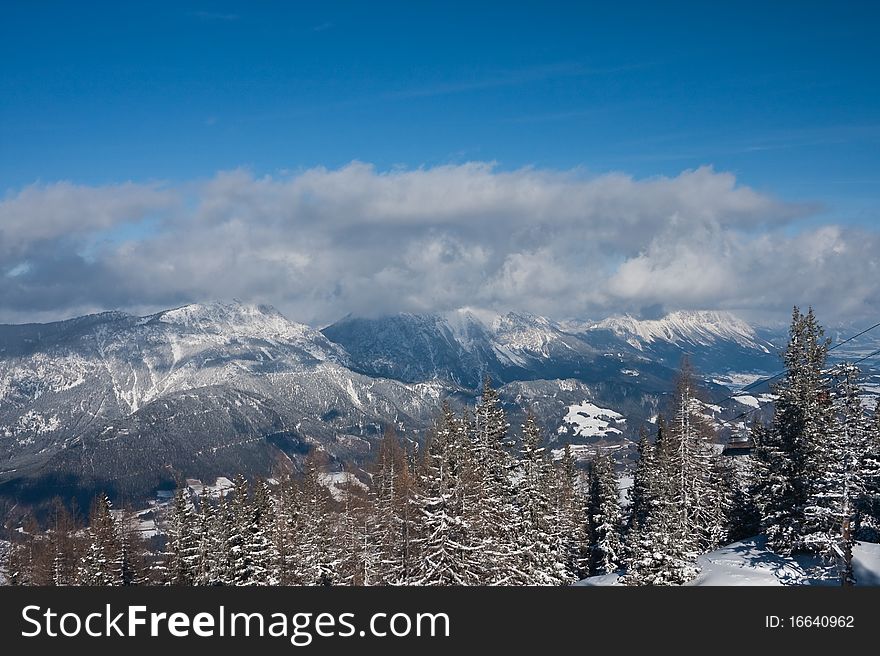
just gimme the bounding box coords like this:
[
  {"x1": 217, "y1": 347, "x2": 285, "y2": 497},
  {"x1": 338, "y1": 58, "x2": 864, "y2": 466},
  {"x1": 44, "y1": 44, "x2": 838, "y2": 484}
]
[{"x1": 1, "y1": 2, "x2": 879, "y2": 324}]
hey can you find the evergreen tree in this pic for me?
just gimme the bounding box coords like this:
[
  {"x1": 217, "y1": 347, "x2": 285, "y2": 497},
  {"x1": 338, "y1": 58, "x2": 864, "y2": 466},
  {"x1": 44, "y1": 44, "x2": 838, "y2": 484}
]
[
  {"x1": 272, "y1": 476, "x2": 302, "y2": 585},
  {"x1": 623, "y1": 417, "x2": 699, "y2": 586},
  {"x1": 517, "y1": 413, "x2": 568, "y2": 584},
  {"x1": 299, "y1": 457, "x2": 337, "y2": 585},
  {"x1": 756, "y1": 307, "x2": 833, "y2": 554},
  {"x1": 667, "y1": 360, "x2": 719, "y2": 554},
  {"x1": 473, "y1": 378, "x2": 523, "y2": 584},
  {"x1": 371, "y1": 427, "x2": 413, "y2": 584},
  {"x1": 554, "y1": 444, "x2": 589, "y2": 580},
  {"x1": 587, "y1": 451, "x2": 623, "y2": 575},
  {"x1": 247, "y1": 479, "x2": 275, "y2": 585},
  {"x1": 859, "y1": 399, "x2": 880, "y2": 538},
  {"x1": 628, "y1": 427, "x2": 655, "y2": 535},
  {"x1": 166, "y1": 490, "x2": 199, "y2": 585},
  {"x1": 411, "y1": 408, "x2": 482, "y2": 585},
  {"x1": 805, "y1": 362, "x2": 869, "y2": 583},
  {"x1": 224, "y1": 475, "x2": 254, "y2": 585},
  {"x1": 77, "y1": 493, "x2": 124, "y2": 585},
  {"x1": 195, "y1": 496, "x2": 224, "y2": 585}
]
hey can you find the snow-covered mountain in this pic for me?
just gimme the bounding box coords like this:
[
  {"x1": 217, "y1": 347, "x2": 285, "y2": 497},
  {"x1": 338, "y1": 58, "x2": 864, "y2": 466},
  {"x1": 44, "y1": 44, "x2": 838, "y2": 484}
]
[
  {"x1": 569, "y1": 311, "x2": 780, "y2": 374},
  {"x1": 323, "y1": 309, "x2": 779, "y2": 387},
  {"x1": 588, "y1": 311, "x2": 766, "y2": 350},
  {"x1": 322, "y1": 309, "x2": 674, "y2": 388},
  {"x1": 0, "y1": 302, "x2": 440, "y2": 508},
  {"x1": 0, "y1": 302, "x2": 781, "y2": 513}
]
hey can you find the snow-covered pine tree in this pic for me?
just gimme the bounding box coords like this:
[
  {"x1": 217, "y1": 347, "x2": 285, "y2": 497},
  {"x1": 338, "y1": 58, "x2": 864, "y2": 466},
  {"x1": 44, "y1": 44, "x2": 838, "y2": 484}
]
[
  {"x1": 116, "y1": 506, "x2": 144, "y2": 586},
  {"x1": 587, "y1": 451, "x2": 623, "y2": 575},
  {"x1": 704, "y1": 456, "x2": 735, "y2": 551},
  {"x1": 473, "y1": 378, "x2": 523, "y2": 584},
  {"x1": 272, "y1": 475, "x2": 302, "y2": 585},
  {"x1": 247, "y1": 479, "x2": 275, "y2": 585},
  {"x1": 554, "y1": 444, "x2": 589, "y2": 580},
  {"x1": 627, "y1": 427, "x2": 655, "y2": 536},
  {"x1": 804, "y1": 362, "x2": 870, "y2": 583},
  {"x1": 298, "y1": 456, "x2": 337, "y2": 585},
  {"x1": 860, "y1": 399, "x2": 880, "y2": 538},
  {"x1": 517, "y1": 413, "x2": 569, "y2": 584},
  {"x1": 46, "y1": 499, "x2": 80, "y2": 586},
  {"x1": 77, "y1": 493, "x2": 123, "y2": 585},
  {"x1": 667, "y1": 360, "x2": 719, "y2": 554},
  {"x1": 195, "y1": 495, "x2": 224, "y2": 585},
  {"x1": 725, "y1": 419, "x2": 762, "y2": 542},
  {"x1": 166, "y1": 489, "x2": 199, "y2": 585},
  {"x1": 371, "y1": 427, "x2": 413, "y2": 585},
  {"x1": 623, "y1": 417, "x2": 699, "y2": 586},
  {"x1": 411, "y1": 406, "x2": 482, "y2": 585},
  {"x1": 756, "y1": 306, "x2": 833, "y2": 554},
  {"x1": 224, "y1": 475, "x2": 254, "y2": 585}
]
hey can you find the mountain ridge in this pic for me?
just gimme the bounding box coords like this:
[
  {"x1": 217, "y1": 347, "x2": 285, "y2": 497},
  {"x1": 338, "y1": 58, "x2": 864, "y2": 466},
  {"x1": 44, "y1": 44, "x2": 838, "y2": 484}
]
[{"x1": 0, "y1": 301, "x2": 783, "y2": 513}]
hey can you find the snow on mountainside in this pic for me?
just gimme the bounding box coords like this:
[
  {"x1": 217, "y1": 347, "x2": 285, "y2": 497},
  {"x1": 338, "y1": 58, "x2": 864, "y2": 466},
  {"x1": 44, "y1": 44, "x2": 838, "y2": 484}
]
[
  {"x1": 588, "y1": 310, "x2": 769, "y2": 351},
  {"x1": 0, "y1": 301, "x2": 440, "y2": 505},
  {"x1": 564, "y1": 310, "x2": 780, "y2": 374},
  {"x1": 325, "y1": 308, "x2": 780, "y2": 390},
  {"x1": 0, "y1": 302, "x2": 784, "y2": 510},
  {"x1": 323, "y1": 310, "x2": 608, "y2": 388},
  {"x1": 557, "y1": 401, "x2": 626, "y2": 439}
]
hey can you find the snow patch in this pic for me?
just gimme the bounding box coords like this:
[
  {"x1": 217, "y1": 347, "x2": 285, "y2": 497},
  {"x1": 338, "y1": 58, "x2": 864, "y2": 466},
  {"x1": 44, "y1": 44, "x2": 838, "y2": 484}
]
[
  {"x1": 319, "y1": 472, "x2": 368, "y2": 501},
  {"x1": 557, "y1": 401, "x2": 626, "y2": 438},
  {"x1": 576, "y1": 537, "x2": 880, "y2": 586}
]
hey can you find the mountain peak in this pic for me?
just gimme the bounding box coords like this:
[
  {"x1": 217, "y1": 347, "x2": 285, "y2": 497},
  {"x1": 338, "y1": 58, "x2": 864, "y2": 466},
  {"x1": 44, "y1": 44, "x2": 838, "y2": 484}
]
[
  {"x1": 590, "y1": 310, "x2": 762, "y2": 350},
  {"x1": 150, "y1": 300, "x2": 302, "y2": 335}
]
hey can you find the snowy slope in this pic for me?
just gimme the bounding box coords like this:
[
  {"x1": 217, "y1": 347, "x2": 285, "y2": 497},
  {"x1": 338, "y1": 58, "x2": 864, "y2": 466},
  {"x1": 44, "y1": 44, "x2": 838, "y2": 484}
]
[
  {"x1": 589, "y1": 311, "x2": 766, "y2": 351},
  {"x1": 323, "y1": 310, "x2": 606, "y2": 388},
  {"x1": 557, "y1": 401, "x2": 626, "y2": 438},
  {"x1": 0, "y1": 301, "x2": 440, "y2": 504},
  {"x1": 572, "y1": 311, "x2": 780, "y2": 374},
  {"x1": 576, "y1": 537, "x2": 880, "y2": 586}
]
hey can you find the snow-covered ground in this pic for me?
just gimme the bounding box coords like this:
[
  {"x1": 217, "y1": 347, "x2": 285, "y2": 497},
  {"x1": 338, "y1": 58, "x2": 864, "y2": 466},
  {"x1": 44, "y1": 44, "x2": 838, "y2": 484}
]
[
  {"x1": 319, "y1": 471, "x2": 368, "y2": 501},
  {"x1": 576, "y1": 537, "x2": 880, "y2": 586},
  {"x1": 557, "y1": 401, "x2": 626, "y2": 438},
  {"x1": 550, "y1": 443, "x2": 626, "y2": 462}
]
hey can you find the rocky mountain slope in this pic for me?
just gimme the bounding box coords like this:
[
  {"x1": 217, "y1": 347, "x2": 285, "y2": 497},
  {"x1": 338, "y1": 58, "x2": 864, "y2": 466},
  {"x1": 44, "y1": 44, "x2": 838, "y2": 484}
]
[{"x1": 0, "y1": 302, "x2": 782, "y2": 512}]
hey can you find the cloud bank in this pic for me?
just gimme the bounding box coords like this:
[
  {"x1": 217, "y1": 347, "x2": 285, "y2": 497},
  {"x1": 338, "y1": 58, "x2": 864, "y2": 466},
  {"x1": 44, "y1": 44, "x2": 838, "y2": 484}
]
[{"x1": 1, "y1": 162, "x2": 876, "y2": 326}]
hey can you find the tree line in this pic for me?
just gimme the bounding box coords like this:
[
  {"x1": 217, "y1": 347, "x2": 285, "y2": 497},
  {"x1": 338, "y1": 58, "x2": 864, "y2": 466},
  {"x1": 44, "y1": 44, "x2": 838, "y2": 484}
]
[{"x1": 3, "y1": 306, "x2": 880, "y2": 585}]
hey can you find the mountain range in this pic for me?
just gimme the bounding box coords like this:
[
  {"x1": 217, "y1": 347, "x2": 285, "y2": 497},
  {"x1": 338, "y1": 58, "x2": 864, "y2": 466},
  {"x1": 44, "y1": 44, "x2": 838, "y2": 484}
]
[{"x1": 0, "y1": 301, "x2": 786, "y2": 515}]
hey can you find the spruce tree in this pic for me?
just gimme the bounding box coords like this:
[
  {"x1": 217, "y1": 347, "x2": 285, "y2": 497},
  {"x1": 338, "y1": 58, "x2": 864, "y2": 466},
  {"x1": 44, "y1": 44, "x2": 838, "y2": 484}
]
[
  {"x1": 299, "y1": 457, "x2": 337, "y2": 585},
  {"x1": 166, "y1": 490, "x2": 199, "y2": 585},
  {"x1": 411, "y1": 408, "x2": 482, "y2": 585},
  {"x1": 554, "y1": 444, "x2": 589, "y2": 580},
  {"x1": 628, "y1": 427, "x2": 655, "y2": 535},
  {"x1": 623, "y1": 417, "x2": 698, "y2": 586},
  {"x1": 247, "y1": 479, "x2": 275, "y2": 585},
  {"x1": 518, "y1": 413, "x2": 568, "y2": 584},
  {"x1": 372, "y1": 427, "x2": 413, "y2": 584},
  {"x1": 756, "y1": 307, "x2": 832, "y2": 554},
  {"x1": 860, "y1": 399, "x2": 880, "y2": 537},
  {"x1": 272, "y1": 476, "x2": 302, "y2": 585},
  {"x1": 473, "y1": 378, "x2": 523, "y2": 584},
  {"x1": 587, "y1": 452, "x2": 623, "y2": 575},
  {"x1": 77, "y1": 493, "x2": 123, "y2": 585},
  {"x1": 805, "y1": 362, "x2": 869, "y2": 582},
  {"x1": 224, "y1": 475, "x2": 254, "y2": 585},
  {"x1": 195, "y1": 496, "x2": 224, "y2": 585}
]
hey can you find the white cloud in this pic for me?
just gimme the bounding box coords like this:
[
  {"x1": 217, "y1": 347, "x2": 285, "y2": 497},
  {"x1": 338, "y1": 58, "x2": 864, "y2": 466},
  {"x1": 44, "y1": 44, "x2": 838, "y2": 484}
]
[
  {"x1": 0, "y1": 181, "x2": 175, "y2": 258},
  {"x1": 0, "y1": 162, "x2": 875, "y2": 326}
]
